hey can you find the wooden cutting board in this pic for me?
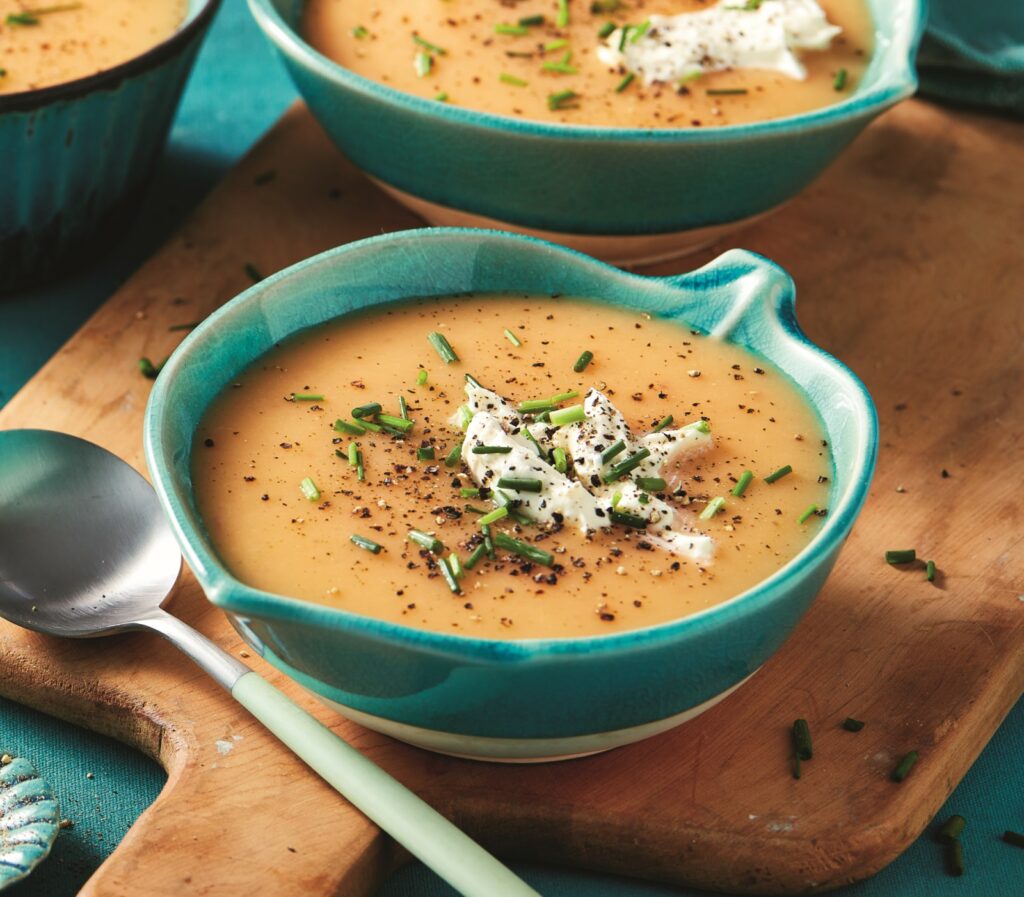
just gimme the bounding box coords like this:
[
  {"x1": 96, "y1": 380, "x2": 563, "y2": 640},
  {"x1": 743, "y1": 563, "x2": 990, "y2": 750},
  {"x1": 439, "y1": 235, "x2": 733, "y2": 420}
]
[{"x1": 0, "y1": 99, "x2": 1021, "y2": 897}]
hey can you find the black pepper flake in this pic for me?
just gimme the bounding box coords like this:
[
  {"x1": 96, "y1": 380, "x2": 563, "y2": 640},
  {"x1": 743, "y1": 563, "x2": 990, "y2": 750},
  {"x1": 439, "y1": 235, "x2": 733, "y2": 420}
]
[
  {"x1": 941, "y1": 469, "x2": 951, "y2": 478},
  {"x1": 204, "y1": 438, "x2": 215, "y2": 447},
  {"x1": 260, "y1": 494, "x2": 269, "y2": 501}
]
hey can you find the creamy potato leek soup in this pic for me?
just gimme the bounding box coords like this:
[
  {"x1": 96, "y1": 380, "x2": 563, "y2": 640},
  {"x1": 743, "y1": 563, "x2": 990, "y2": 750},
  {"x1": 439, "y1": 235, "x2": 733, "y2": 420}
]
[
  {"x1": 302, "y1": 0, "x2": 872, "y2": 128},
  {"x1": 193, "y1": 297, "x2": 833, "y2": 639},
  {"x1": 0, "y1": 1, "x2": 186, "y2": 94}
]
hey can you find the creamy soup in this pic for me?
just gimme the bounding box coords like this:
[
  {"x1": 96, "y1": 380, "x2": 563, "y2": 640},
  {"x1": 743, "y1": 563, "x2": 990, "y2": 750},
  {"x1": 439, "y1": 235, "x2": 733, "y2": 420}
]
[
  {"x1": 302, "y1": 0, "x2": 873, "y2": 128},
  {"x1": 0, "y1": 1, "x2": 186, "y2": 94},
  {"x1": 193, "y1": 297, "x2": 832, "y2": 639}
]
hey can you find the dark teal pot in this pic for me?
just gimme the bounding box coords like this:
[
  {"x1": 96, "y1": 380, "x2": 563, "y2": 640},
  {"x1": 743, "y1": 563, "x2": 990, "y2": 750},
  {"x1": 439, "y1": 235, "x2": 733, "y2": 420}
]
[
  {"x1": 145, "y1": 230, "x2": 878, "y2": 761},
  {"x1": 0, "y1": 0, "x2": 221, "y2": 293}
]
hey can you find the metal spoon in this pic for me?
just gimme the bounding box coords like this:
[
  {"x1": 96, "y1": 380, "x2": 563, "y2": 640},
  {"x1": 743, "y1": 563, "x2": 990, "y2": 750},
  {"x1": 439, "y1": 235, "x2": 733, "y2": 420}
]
[{"x1": 0, "y1": 429, "x2": 539, "y2": 897}]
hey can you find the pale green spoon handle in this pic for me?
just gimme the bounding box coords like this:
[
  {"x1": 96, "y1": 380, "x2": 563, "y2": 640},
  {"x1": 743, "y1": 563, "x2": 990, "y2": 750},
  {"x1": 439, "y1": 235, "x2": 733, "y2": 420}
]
[{"x1": 232, "y1": 672, "x2": 541, "y2": 897}]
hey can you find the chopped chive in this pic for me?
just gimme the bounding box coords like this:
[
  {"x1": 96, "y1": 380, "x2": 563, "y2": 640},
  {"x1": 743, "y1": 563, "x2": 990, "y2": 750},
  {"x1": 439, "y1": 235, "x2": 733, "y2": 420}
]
[
  {"x1": 414, "y1": 51, "x2": 432, "y2": 78},
  {"x1": 603, "y1": 448, "x2": 651, "y2": 483},
  {"x1": 445, "y1": 441, "x2": 464, "y2": 467},
  {"x1": 699, "y1": 496, "x2": 726, "y2": 520},
  {"x1": 299, "y1": 477, "x2": 320, "y2": 502},
  {"x1": 842, "y1": 717, "x2": 865, "y2": 732},
  {"x1": 630, "y1": 20, "x2": 650, "y2": 42},
  {"x1": 398, "y1": 395, "x2": 410, "y2": 420},
  {"x1": 553, "y1": 447, "x2": 568, "y2": 474},
  {"x1": 356, "y1": 448, "x2": 365, "y2": 481},
  {"x1": 523, "y1": 426, "x2": 546, "y2": 457},
  {"x1": 938, "y1": 815, "x2": 967, "y2": 843},
  {"x1": 417, "y1": 446, "x2": 435, "y2": 461},
  {"x1": 946, "y1": 840, "x2": 964, "y2": 877},
  {"x1": 472, "y1": 444, "x2": 513, "y2": 454},
  {"x1": 168, "y1": 321, "x2": 201, "y2": 331},
  {"x1": 891, "y1": 750, "x2": 919, "y2": 782},
  {"x1": 687, "y1": 419, "x2": 711, "y2": 434},
  {"x1": 291, "y1": 392, "x2": 324, "y2": 401},
  {"x1": 408, "y1": 529, "x2": 444, "y2": 554},
  {"x1": 544, "y1": 38, "x2": 568, "y2": 51},
  {"x1": 334, "y1": 418, "x2": 366, "y2": 435},
  {"x1": 638, "y1": 493, "x2": 650, "y2": 505},
  {"x1": 503, "y1": 327, "x2": 522, "y2": 346},
  {"x1": 495, "y1": 22, "x2": 529, "y2": 35},
  {"x1": 549, "y1": 390, "x2": 579, "y2": 404},
  {"x1": 244, "y1": 262, "x2": 263, "y2": 283},
  {"x1": 456, "y1": 405, "x2": 474, "y2": 430},
  {"x1": 654, "y1": 414, "x2": 674, "y2": 432},
  {"x1": 549, "y1": 404, "x2": 586, "y2": 426},
  {"x1": 706, "y1": 88, "x2": 749, "y2": 96},
  {"x1": 416, "y1": 368, "x2": 428, "y2": 385},
  {"x1": 427, "y1": 331, "x2": 459, "y2": 364},
  {"x1": 573, "y1": 350, "x2": 594, "y2": 372},
  {"x1": 885, "y1": 549, "x2": 917, "y2": 565},
  {"x1": 460, "y1": 487, "x2": 484, "y2": 498},
  {"x1": 792, "y1": 751, "x2": 802, "y2": 780},
  {"x1": 5, "y1": 5, "x2": 81, "y2": 25},
  {"x1": 378, "y1": 413, "x2": 414, "y2": 433},
  {"x1": 494, "y1": 533, "x2": 555, "y2": 567},
  {"x1": 731, "y1": 470, "x2": 754, "y2": 496},
  {"x1": 351, "y1": 25, "x2": 369, "y2": 38},
  {"x1": 793, "y1": 719, "x2": 813, "y2": 760},
  {"x1": 611, "y1": 509, "x2": 647, "y2": 529},
  {"x1": 438, "y1": 557, "x2": 461, "y2": 593},
  {"x1": 543, "y1": 61, "x2": 578, "y2": 74},
  {"x1": 548, "y1": 89, "x2": 579, "y2": 110},
  {"x1": 482, "y1": 524, "x2": 496, "y2": 558},
  {"x1": 556, "y1": 0, "x2": 569, "y2": 27},
  {"x1": 597, "y1": 21, "x2": 615, "y2": 38},
  {"x1": 601, "y1": 440, "x2": 627, "y2": 464},
  {"x1": 591, "y1": 0, "x2": 621, "y2": 11},
  {"x1": 412, "y1": 34, "x2": 446, "y2": 55},
  {"x1": 925, "y1": 560, "x2": 936, "y2": 582},
  {"x1": 434, "y1": 91, "x2": 449, "y2": 102},
  {"x1": 833, "y1": 67, "x2": 848, "y2": 91},
  {"x1": 478, "y1": 506, "x2": 509, "y2": 526},
  {"x1": 351, "y1": 534, "x2": 382, "y2": 554},
  {"x1": 618, "y1": 25, "x2": 630, "y2": 50},
  {"x1": 464, "y1": 504, "x2": 491, "y2": 515},
  {"x1": 518, "y1": 13, "x2": 544, "y2": 26},
  {"x1": 138, "y1": 357, "x2": 161, "y2": 379},
  {"x1": 464, "y1": 543, "x2": 487, "y2": 570},
  {"x1": 499, "y1": 72, "x2": 528, "y2": 87},
  {"x1": 5, "y1": 12, "x2": 39, "y2": 24},
  {"x1": 798, "y1": 504, "x2": 819, "y2": 524},
  {"x1": 449, "y1": 552, "x2": 465, "y2": 579},
  {"x1": 611, "y1": 491, "x2": 623, "y2": 508},
  {"x1": 1002, "y1": 831, "x2": 1024, "y2": 848},
  {"x1": 519, "y1": 397, "x2": 557, "y2": 413},
  {"x1": 352, "y1": 402, "x2": 381, "y2": 419},
  {"x1": 636, "y1": 477, "x2": 666, "y2": 492},
  {"x1": 505, "y1": 50, "x2": 535, "y2": 58},
  {"x1": 497, "y1": 477, "x2": 543, "y2": 493},
  {"x1": 763, "y1": 464, "x2": 792, "y2": 484},
  {"x1": 347, "y1": 442, "x2": 358, "y2": 466},
  {"x1": 615, "y1": 72, "x2": 635, "y2": 93}
]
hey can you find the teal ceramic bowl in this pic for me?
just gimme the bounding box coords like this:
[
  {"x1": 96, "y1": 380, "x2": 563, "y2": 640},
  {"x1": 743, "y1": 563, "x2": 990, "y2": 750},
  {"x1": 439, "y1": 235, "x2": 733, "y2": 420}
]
[
  {"x1": 144, "y1": 229, "x2": 877, "y2": 761},
  {"x1": 0, "y1": 0, "x2": 221, "y2": 293},
  {"x1": 248, "y1": 0, "x2": 924, "y2": 263}
]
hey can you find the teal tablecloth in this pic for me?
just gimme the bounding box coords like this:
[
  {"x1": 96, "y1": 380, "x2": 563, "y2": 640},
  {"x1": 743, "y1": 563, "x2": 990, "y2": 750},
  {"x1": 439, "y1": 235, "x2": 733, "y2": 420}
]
[{"x1": 0, "y1": 2, "x2": 1021, "y2": 895}]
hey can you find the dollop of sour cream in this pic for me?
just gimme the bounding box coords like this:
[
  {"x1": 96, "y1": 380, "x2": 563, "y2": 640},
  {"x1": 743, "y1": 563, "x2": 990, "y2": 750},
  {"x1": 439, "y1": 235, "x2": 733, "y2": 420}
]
[
  {"x1": 454, "y1": 379, "x2": 715, "y2": 563},
  {"x1": 597, "y1": 0, "x2": 842, "y2": 86}
]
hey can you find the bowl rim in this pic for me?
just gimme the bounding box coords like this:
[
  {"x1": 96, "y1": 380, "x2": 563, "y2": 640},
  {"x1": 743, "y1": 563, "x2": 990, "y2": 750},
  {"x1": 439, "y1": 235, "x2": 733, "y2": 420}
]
[
  {"x1": 247, "y1": 0, "x2": 925, "y2": 142},
  {"x1": 0, "y1": 0, "x2": 222, "y2": 114},
  {"x1": 145, "y1": 228, "x2": 879, "y2": 662}
]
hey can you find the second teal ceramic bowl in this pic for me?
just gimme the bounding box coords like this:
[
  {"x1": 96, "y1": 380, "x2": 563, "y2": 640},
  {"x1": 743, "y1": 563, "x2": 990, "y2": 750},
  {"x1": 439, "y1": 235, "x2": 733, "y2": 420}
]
[
  {"x1": 249, "y1": 0, "x2": 924, "y2": 261},
  {"x1": 145, "y1": 229, "x2": 877, "y2": 761},
  {"x1": 0, "y1": 0, "x2": 221, "y2": 292}
]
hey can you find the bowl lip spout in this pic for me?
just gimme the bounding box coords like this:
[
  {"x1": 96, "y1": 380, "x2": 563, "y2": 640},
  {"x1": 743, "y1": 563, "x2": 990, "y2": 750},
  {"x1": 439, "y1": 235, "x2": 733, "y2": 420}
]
[
  {"x1": 248, "y1": 0, "x2": 925, "y2": 143},
  {"x1": 145, "y1": 228, "x2": 878, "y2": 663},
  {"x1": 0, "y1": 0, "x2": 222, "y2": 114}
]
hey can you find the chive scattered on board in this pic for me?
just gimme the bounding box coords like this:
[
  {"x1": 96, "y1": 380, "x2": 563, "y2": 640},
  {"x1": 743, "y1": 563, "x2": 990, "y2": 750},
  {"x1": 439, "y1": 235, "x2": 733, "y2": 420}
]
[
  {"x1": 636, "y1": 477, "x2": 666, "y2": 493},
  {"x1": 891, "y1": 750, "x2": 919, "y2": 782},
  {"x1": 503, "y1": 327, "x2": 522, "y2": 346},
  {"x1": 412, "y1": 34, "x2": 446, "y2": 55},
  {"x1": 792, "y1": 751, "x2": 802, "y2": 780},
  {"x1": 444, "y1": 441, "x2": 463, "y2": 467},
  {"x1": 1003, "y1": 830, "x2": 1024, "y2": 848},
  {"x1": 408, "y1": 529, "x2": 444, "y2": 554},
  {"x1": 417, "y1": 446, "x2": 435, "y2": 461},
  {"x1": 416, "y1": 368, "x2": 428, "y2": 385},
  {"x1": 925, "y1": 559, "x2": 937, "y2": 581},
  {"x1": 603, "y1": 448, "x2": 651, "y2": 483},
  {"x1": 478, "y1": 506, "x2": 509, "y2": 526},
  {"x1": 352, "y1": 402, "x2": 381, "y2": 419},
  {"x1": 168, "y1": 321, "x2": 200, "y2": 332},
  {"x1": 654, "y1": 414, "x2": 674, "y2": 432},
  {"x1": 764, "y1": 464, "x2": 792, "y2": 484},
  {"x1": 611, "y1": 509, "x2": 647, "y2": 529},
  {"x1": 291, "y1": 392, "x2": 324, "y2": 401},
  {"x1": 885, "y1": 549, "x2": 917, "y2": 565},
  {"x1": 841, "y1": 717, "x2": 865, "y2": 732},
  {"x1": 938, "y1": 815, "x2": 966, "y2": 844},
  {"x1": 244, "y1": 262, "x2": 263, "y2": 283},
  {"x1": 299, "y1": 477, "x2": 320, "y2": 502},
  {"x1": 427, "y1": 331, "x2": 459, "y2": 364},
  {"x1": 573, "y1": 350, "x2": 594, "y2": 372},
  {"x1": 351, "y1": 534, "x2": 382, "y2": 554},
  {"x1": 833, "y1": 68, "x2": 848, "y2": 91},
  {"x1": 945, "y1": 840, "x2": 965, "y2": 877},
  {"x1": 472, "y1": 444, "x2": 512, "y2": 455},
  {"x1": 792, "y1": 719, "x2": 813, "y2": 760},
  {"x1": 553, "y1": 446, "x2": 568, "y2": 474},
  {"x1": 464, "y1": 543, "x2": 487, "y2": 570},
  {"x1": 601, "y1": 440, "x2": 627, "y2": 465},
  {"x1": 494, "y1": 533, "x2": 555, "y2": 567},
  {"x1": 549, "y1": 404, "x2": 586, "y2": 426},
  {"x1": 797, "y1": 504, "x2": 819, "y2": 525},
  {"x1": 438, "y1": 556, "x2": 461, "y2": 593},
  {"x1": 616, "y1": 72, "x2": 635, "y2": 93},
  {"x1": 731, "y1": 470, "x2": 754, "y2": 497},
  {"x1": 497, "y1": 477, "x2": 543, "y2": 493},
  {"x1": 138, "y1": 357, "x2": 162, "y2": 379}
]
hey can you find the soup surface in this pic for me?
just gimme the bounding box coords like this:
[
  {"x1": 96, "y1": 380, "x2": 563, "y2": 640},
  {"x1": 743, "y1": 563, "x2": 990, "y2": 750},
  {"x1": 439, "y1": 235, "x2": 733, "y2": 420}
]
[
  {"x1": 302, "y1": 0, "x2": 873, "y2": 128},
  {"x1": 0, "y1": 1, "x2": 186, "y2": 94},
  {"x1": 193, "y1": 296, "x2": 832, "y2": 639}
]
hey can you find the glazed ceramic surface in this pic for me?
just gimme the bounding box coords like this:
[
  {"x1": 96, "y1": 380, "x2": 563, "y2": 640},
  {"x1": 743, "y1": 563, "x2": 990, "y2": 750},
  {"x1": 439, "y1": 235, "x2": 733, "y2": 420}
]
[
  {"x1": 0, "y1": 757, "x2": 60, "y2": 891},
  {"x1": 0, "y1": 0, "x2": 221, "y2": 293},
  {"x1": 248, "y1": 0, "x2": 923, "y2": 241},
  {"x1": 145, "y1": 229, "x2": 877, "y2": 759}
]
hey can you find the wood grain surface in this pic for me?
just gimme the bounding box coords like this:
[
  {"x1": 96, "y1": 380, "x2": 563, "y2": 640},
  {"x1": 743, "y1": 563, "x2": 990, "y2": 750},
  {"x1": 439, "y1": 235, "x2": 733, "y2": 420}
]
[{"x1": 0, "y1": 99, "x2": 1020, "y2": 896}]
